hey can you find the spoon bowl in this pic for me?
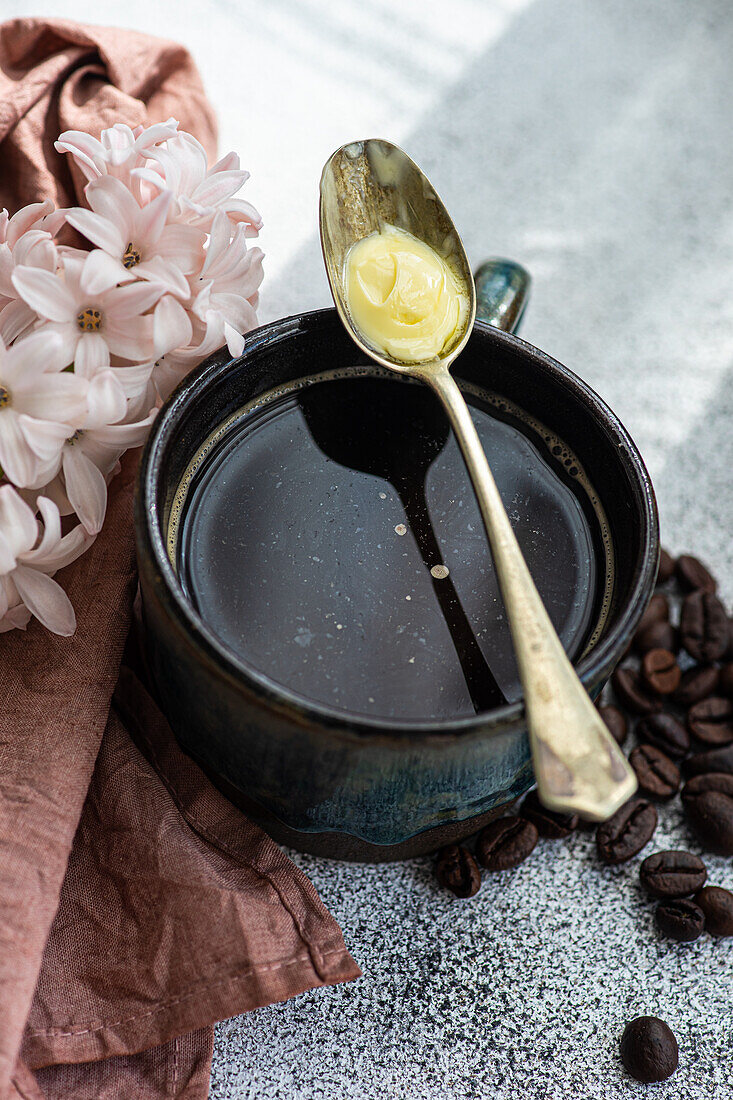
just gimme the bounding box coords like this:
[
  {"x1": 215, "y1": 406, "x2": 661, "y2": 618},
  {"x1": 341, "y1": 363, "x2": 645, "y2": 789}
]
[{"x1": 319, "y1": 138, "x2": 476, "y2": 373}]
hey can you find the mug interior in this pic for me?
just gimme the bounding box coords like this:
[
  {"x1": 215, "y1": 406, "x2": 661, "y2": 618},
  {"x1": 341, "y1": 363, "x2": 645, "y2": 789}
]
[{"x1": 140, "y1": 309, "x2": 659, "y2": 734}]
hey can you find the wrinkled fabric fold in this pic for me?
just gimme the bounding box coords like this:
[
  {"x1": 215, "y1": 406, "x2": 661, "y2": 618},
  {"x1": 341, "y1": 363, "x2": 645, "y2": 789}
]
[{"x1": 0, "y1": 17, "x2": 359, "y2": 1100}]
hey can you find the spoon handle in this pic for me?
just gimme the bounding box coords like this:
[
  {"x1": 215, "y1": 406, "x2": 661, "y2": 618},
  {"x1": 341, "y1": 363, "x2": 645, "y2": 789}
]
[{"x1": 422, "y1": 364, "x2": 637, "y2": 821}]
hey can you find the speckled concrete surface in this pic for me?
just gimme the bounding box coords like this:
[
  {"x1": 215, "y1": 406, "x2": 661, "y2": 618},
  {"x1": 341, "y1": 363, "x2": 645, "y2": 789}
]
[{"x1": 17, "y1": 0, "x2": 731, "y2": 1093}]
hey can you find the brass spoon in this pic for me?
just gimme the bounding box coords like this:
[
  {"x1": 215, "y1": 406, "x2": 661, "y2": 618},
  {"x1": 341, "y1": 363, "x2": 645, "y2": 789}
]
[{"x1": 319, "y1": 138, "x2": 636, "y2": 821}]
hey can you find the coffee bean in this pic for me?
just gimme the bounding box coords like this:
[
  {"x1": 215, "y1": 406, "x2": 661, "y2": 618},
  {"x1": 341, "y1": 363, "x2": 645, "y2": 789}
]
[
  {"x1": 476, "y1": 816, "x2": 538, "y2": 871},
  {"x1": 680, "y1": 591, "x2": 728, "y2": 663},
  {"x1": 675, "y1": 553, "x2": 717, "y2": 593},
  {"x1": 598, "y1": 704, "x2": 628, "y2": 746},
  {"x1": 612, "y1": 668, "x2": 662, "y2": 716},
  {"x1": 655, "y1": 897, "x2": 705, "y2": 941},
  {"x1": 682, "y1": 787, "x2": 733, "y2": 856},
  {"x1": 620, "y1": 1017, "x2": 678, "y2": 1083},
  {"x1": 694, "y1": 885, "x2": 733, "y2": 936},
  {"x1": 596, "y1": 799, "x2": 658, "y2": 864},
  {"x1": 684, "y1": 742, "x2": 733, "y2": 777},
  {"x1": 639, "y1": 850, "x2": 707, "y2": 898},
  {"x1": 657, "y1": 548, "x2": 675, "y2": 584},
  {"x1": 635, "y1": 619, "x2": 679, "y2": 655},
  {"x1": 719, "y1": 663, "x2": 733, "y2": 699},
  {"x1": 435, "y1": 845, "x2": 481, "y2": 897},
  {"x1": 682, "y1": 772, "x2": 733, "y2": 800},
  {"x1": 637, "y1": 713, "x2": 690, "y2": 759},
  {"x1": 520, "y1": 789, "x2": 578, "y2": 838},
  {"x1": 673, "y1": 665, "x2": 720, "y2": 708},
  {"x1": 687, "y1": 696, "x2": 733, "y2": 746},
  {"x1": 641, "y1": 649, "x2": 681, "y2": 695},
  {"x1": 638, "y1": 593, "x2": 670, "y2": 633},
  {"x1": 630, "y1": 745, "x2": 680, "y2": 800}
]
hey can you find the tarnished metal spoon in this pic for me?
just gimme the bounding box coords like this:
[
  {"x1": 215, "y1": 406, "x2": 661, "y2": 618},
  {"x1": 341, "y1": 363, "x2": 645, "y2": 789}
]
[{"x1": 319, "y1": 138, "x2": 636, "y2": 821}]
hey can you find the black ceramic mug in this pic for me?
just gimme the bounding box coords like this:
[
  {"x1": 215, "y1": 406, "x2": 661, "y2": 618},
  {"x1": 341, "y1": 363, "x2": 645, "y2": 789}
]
[{"x1": 135, "y1": 262, "x2": 658, "y2": 860}]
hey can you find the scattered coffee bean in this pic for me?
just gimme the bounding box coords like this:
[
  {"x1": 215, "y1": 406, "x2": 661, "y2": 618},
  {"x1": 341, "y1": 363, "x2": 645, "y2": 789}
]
[
  {"x1": 694, "y1": 885, "x2": 733, "y2": 937},
  {"x1": 655, "y1": 897, "x2": 705, "y2": 941},
  {"x1": 719, "y1": 662, "x2": 733, "y2": 699},
  {"x1": 596, "y1": 799, "x2": 658, "y2": 864},
  {"x1": 612, "y1": 668, "x2": 662, "y2": 716},
  {"x1": 682, "y1": 772, "x2": 733, "y2": 800},
  {"x1": 620, "y1": 1016, "x2": 678, "y2": 1083},
  {"x1": 642, "y1": 648, "x2": 681, "y2": 695},
  {"x1": 637, "y1": 593, "x2": 670, "y2": 634},
  {"x1": 476, "y1": 816, "x2": 538, "y2": 871},
  {"x1": 599, "y1": 704, "x2": 628, "y2": 746},
  {"x1": 684, "y1": 742, "x2": 733, "y2": 777},
  {"x1": 435, "y1": 845, "x2": 481, "y2": 898},
  {"x1": 680, "y1": 591, "x2": 728, "y2": 663},
  {"x1": 687, "y1": 696, "x2": 733, "y2": 746},
  {"x1": 630, "y1": 745, "x2": 680, "y2": 800},
  {"x1": 635, "y1": 619, "x2": 679, "y2": 655},
  {"x1": 657, "y1": 548, "x2": 675, "y2": 585},
  {"x1": 675, "y1": 553, "x2": 717, "y2": 594},
  {"x1": 682, "y1": 786, "x2": 733, "y2": 856},
  {"x1": 639, "y1": 850, "x2": 707, "y2": 898},
  {"x1": 673, "y1": 665, "x2": 719, "y2": 708},
  {"x1": 520, "y1": 789, "x2": 579, "y2": 838},
  {"x1": 637, "y1": 713, "x2": 690, "y2": 759}
]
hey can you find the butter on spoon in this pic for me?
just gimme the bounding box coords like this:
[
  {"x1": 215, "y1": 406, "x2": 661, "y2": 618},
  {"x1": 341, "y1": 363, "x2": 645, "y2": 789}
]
[{"x1": 320, "y1": 138, "x2": 637, "y2": 822}]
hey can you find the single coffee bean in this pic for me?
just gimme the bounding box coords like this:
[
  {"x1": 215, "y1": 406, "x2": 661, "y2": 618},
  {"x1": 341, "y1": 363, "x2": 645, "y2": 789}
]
[
  {"x1": 596, "y1": 799, "x2": 657, "y2": 864},
  {"x1": 599, "y1": 704, "x2": 628, "y2": 746},
  {"x1": 476, "y1": 816, "x2": 538, "y2": 871},
  {"x1": 657, "y1": 548, "x2": 675, "y2": 584},
  {"x1": 639, "y1": 850, "x2": 707, "y2": 898},
  {"x1": 694, "y1": 885, "x2": 733, "y2": 936},
  {"x1": 682, "y1": 788, "x2": 733, "y2": 856},
  {"x1": 612, "y1": 668, "x2": 662, "y2": 716},
  {"x1": 719, "y1": 662, "x2": 733, "y2": 699},
  {"x1": 673, "y1": 665, "x2": 720, "y2": 708},
  {"x1": 642, "y1": 648, "x2": 681, "y2": 695},
  {"x1": 435, "y1": 845, "x2": 481, "y2": 898},
  {"x1": 684, "y1": 742, "x2": 733, "y2": 777},
  {"x1": 635, "y1": 619, "x2": 679, "y2": 655},
  {"x1": 687, "y1": 696, "x2": 733, "y2": 746},
  {"x1": 680, "y1": 591, "x2": 728, "y2": 663},
  {"x1": 620, "y1": 1017, "x2": 678, "y2": 1083},
  {"x1": 682, "y1": 772, "x2": 733, "y2": 800},
  {"x1": 637, "y1": 713, "x2": 690, "y2": 759},
  {"x1": 675, "y1": 553, "x2": 717, "y2": 593},
  {"x1": 637, "y1": 593, "x2": 670, "y2": 634},
  {"x1": 655, "y1": 897, "x2": 705, "y2": 941},
  {"x1": 630, "y1": 745, "x2": 680, "y2": 800},
  {"x1": 520, "y1": 789, "x2": 578, "y2": 838}
]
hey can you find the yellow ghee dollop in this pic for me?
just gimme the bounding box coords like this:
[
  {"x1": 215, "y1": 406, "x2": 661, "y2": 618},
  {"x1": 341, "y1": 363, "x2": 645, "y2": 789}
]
[{"x1": 344, "y1": 224, "x2": 466, "y2": 363}]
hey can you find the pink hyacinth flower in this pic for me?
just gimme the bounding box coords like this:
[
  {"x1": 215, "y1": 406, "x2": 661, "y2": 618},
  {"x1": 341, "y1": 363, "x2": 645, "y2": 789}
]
[
  {"x1": 0, "y1": 330, "x2": 87, "y2": 487},
  {"x1": 191, "y1": 212, "x2": 264, "y2": 357},
  {"x1": 54, "y1": 118, "x2": 180, "y2": 186},
  {"x1": 12, "y1": 251, "x2": 164, "y2": 377},
  {"x1": 0, "y1": 487, "x2": 92, "y2": 635}
]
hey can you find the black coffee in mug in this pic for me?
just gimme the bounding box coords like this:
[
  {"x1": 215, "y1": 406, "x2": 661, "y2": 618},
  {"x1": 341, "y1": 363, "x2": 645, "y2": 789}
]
[{"x1": 170, "y1": 366, "x2": 613, "y2": 722}]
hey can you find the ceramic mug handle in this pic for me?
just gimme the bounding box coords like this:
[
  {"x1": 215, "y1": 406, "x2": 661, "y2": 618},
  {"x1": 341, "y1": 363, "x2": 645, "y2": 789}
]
[{"x1": 473, "y1": 259, "x2": 531, "y2": 334}]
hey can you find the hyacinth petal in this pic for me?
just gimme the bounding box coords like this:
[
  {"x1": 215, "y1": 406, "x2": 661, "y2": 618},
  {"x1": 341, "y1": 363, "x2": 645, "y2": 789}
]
[
  {"x1": 108, "y1": 280, "x2": 164, "y2": 319},
  {"x1": 17, "y1": 415, "x2": 68, "y2": 464},
  {"x1": 25, "y1": 519, "x2": 90, "y2": 572},
  {"x1": 0, "y1": 484, "x2": 37, "y2": 559},
  {"x1": 84, "y1": 175, "x2": 139, "y2": 231},
  {"x1": 0, "y1": 298, "x2": 36, "y2": 345},
  {"x1": 2, "y1": 329, "x2": 70, "y2": 382},
  {"x1": 7, "y1": 201, "x2": 55, "y2": 247},
  {"x1": 81, "y1": 249, "x2": 135, "y2": 295},
  {"x1": 135, "y1": 256, "x2": 190, "y2": 298},
  {"x1": 62, "y1": 446, "x2": 108, "y2": 535},
  {"x1": 17, "y1": 372, "x2": 88, "y2": 422},
  {"x1": 0, "y1": 531, "x2": 16, "y2": 575},
  {"x1": 111, "y1": 361, "x2": 155, "y2": 399},
  {"x1": 65, "y1": 208, "x2": 125, "y2": 256},
  {"x1": 85, "y1": 370, "x2": 127, "y2": 428},
  {"x1": 154, "y1": 294, "x2": 193, "y2": 356},
  {"x1": 0, "y1": 411, "x2": 37, "y2": 486},
  {"x1": 210, "y1": 151, "x2": 241, "y2": 174},
  {"x1": 55, "y1": 132, "x2": 105, "y2": 180},
  {"x1": 12, "y1": 265, "x2": 76, "y2": 323},
  {"x1": 74, "y1": 332, "x2": 111, "y2": 379},
  {"x1": 226, "y1": 198, "x2": 264, "y2": 229},
  {"x1": 193, "y1": 170, "x2": 248, "y2": 208},
  {"x1": 103, "y1": 315, "x2": 154, "y2": 362},
  {"x1": 32, "y1": 495, "x2": 62, "y2": 556},
  {"x1": 202, "y1": 211, "x2": 232, "y2": 275},
  {"x1": 12, "y1": 564, "x2": 76, "y2": 635},
  {"x1": 223, "y1": 322, "x2": 245, "y2": 358},
  {"x1": 136, "y1": 189, "x2": 173, "y2": 247},
  {"x1": 91, "y1": 408, "x2": 157, "y2": 448},
  {"x1": 156, "y1": 224, "x2": 206, "y2": 274}
]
